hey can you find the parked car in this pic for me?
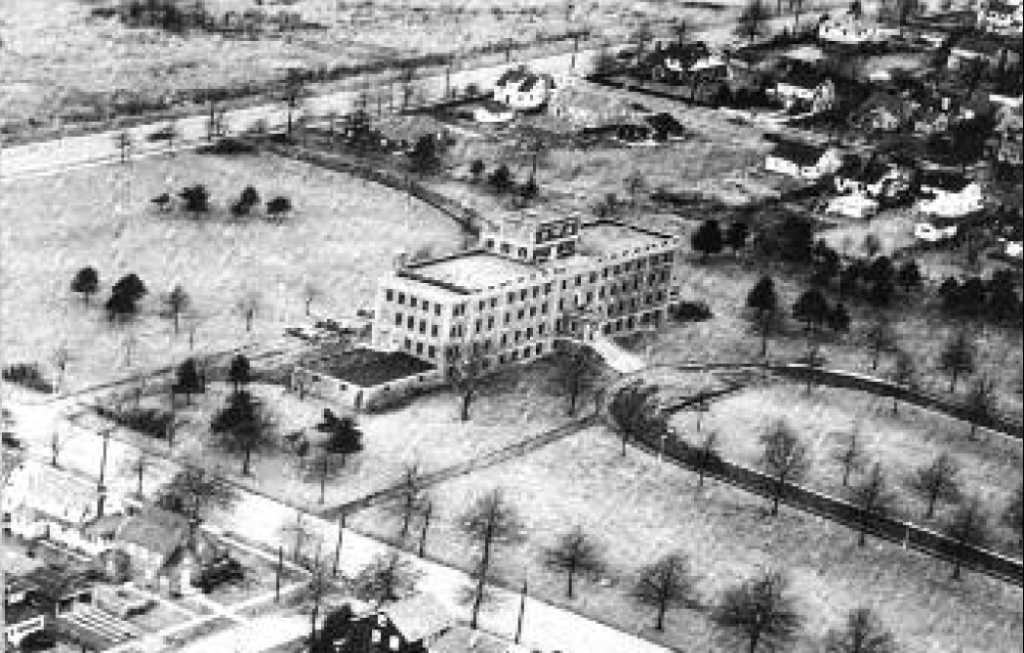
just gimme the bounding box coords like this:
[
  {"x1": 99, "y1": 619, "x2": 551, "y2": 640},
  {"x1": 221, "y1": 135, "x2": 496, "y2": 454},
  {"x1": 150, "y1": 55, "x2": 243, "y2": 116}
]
[{"x1": 192, "y1": 557, "x2": 244, "y2": 593}]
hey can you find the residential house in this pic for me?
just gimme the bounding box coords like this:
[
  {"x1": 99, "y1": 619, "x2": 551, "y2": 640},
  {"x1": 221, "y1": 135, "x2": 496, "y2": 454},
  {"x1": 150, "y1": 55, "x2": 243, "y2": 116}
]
[
  {"x1": 644, "y1": 42, "x2": 712, "y2": 82},
  {"x1": 853, "y1": 91, "x2": 918, "y2": 132},
  {"x1": 834, "y1": 158, "x2": 897, "y2": 195},
  {"x1": 917, "y1": 169, "x2": 985, "y2": 216},
  {"x1": 977, "y1": 0, "x2": 1024, "y2": 35},
  {"x1": 765, "y1": 140, "x2": 844, "y2": 180},
  {"x1": 2, "y1": 462, "x2": 124, "y2": 557},
  {"x1": 493, "y1": 67, "x2": 553, "y2": 111},
  {"x1": 548, "y1": 81, "x2": 637, "y2": 129},
  {"x1": 990, "y1": 104, "x2": 1024, "y2": 166},
  {"x1": 325, "y1": 593, "x2": 454, "y2": 652},
  {"x1": 818, "y1": 14, "x2": 880, "y2": 46},
  {"x1": 113, "y1": 505, "x2": 222, "y2": 594},
  {"x1": 772, "y1": 67, "x2": 837, "y2": 113},
  {"x1": 18, "y1": 566, "x2": 99, "y2": 617}
]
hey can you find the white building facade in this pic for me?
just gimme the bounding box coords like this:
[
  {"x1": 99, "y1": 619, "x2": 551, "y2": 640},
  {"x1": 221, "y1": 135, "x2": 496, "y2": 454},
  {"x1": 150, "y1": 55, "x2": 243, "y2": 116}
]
[{"x1": 371, "y1": 213, "x2": 682, "y2": 376}]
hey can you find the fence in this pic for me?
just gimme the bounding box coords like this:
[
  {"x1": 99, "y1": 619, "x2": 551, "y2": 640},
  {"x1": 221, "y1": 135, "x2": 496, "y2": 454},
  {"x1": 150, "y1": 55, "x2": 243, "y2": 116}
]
[
  {"x1": 630, "y1": 427, "x2": 1023, "y2": 586},
  {"x1": 772, "y1": 364, "x2": 1024, "y2": 440}
]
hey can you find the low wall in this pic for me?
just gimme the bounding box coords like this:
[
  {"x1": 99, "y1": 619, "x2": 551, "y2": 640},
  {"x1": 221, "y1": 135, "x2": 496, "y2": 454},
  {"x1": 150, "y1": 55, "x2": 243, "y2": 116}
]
[{"x1": 290, "y1": 365, "x2": 444, "y2": 412}]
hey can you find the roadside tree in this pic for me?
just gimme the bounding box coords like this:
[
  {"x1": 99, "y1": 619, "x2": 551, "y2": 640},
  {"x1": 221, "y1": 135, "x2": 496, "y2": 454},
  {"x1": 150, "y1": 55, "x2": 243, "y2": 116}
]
[
  {"x1": 759, "y1": 421, "x2": 811, "y2": 516},
  {"x1": 848, "y1": 462, "x2": 897, "y2": 546},
  {"x1": 907, "y1": 453, "x2": 961, "y2": 519},
  {"x1": 351, "y1": 552, "x2": 421, "y2": 608},
  {"x1": 71, "y1": 266, "x2": 100, "y2": 305},
  {"x1": 943, "y1": 496, "x2": 990, "y2": 580},
  {"x1": 938, "y1": 330, "x2": 976, "y2": 393},
  {"x1": 460, "y1": 489, "x2": 525, "y2": 629},
  {"x1": 157, "y1": 468, "x2": 238, "y2": 536},
  {"x1": 542, "y1": 527, "x2": 606, "y2": 600},
  {"x1": 824, "y1": 607, "x2": 899, "y2": 653},
  {"x1": 632, "y1": 552, "x2": 700, "y2": 632},
  {"x1": 713, "y1": 570, "x2": 802, "y2": 653}
]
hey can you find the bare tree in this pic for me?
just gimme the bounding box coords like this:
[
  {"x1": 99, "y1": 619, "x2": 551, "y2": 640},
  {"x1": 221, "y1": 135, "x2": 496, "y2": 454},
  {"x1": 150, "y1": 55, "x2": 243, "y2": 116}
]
[
  {"x1": 451, "y1": 350, "x2": 486, "y2": 422},
  {"x1": 824, "y1": 607, "x2": 899, "y2": 653},
  {"x1": 608, "y1": 382, "x2": 664, "y2": 456},
  {"x1": 279, "y1": 510, "x2": 320, "y2": 565},
  {"x1": 863, "y1": 316, "x2": 898, "y2": 372},
  {"x1": 848, "y1": 462, "x2": 897, "y2": 547},
  {"x1": 938, "y1": 330, "x2": 976, "y2": 393},
  {"x1": 964, "y1": 376, "x2": 996, "y2": 439},
  {"x1": 632, "y1": 552, "x2": 700, "y2": 632},
  {"x1": 887, "y1": 350, "x2": 917, "y2": 415},
  {"x1": 165, "y1": 285, "x2": 190, "y2": 334},
  {"x1": 350, "y1": 552, "x2": 422, "y2": 608},
  {"x1": 907, "y1": 453, "x2": 961, "y2": 519},
  {"x1": 713, "y1": 570, "x2": 803, "y2": 653},
  {"x1": 542, "y1": 527, "x2": 606, "y2": 600},
  {"x1": 119, "y1": 450, "x2": 157, "y2": 498},
  {"x1": 51, "y1": 346, "x2": 72, "y2": 393},
  {"x1": 236, "y1": 290, "x2": 262, "y2": 333},
  {"x1": 1003, "y1": 485, "x2": 1023, "y2": 548},
  {"x1": 554, "y1": 344, "x2": 602, "y2": 416},
  {"x1": 114, "y1": 131, "x2": 134, "y2": 163},
  {"x1": 460, "y1": 489, "x2": 525, "y2": 629},
  {"x1": 156, "y1": 468, "x2": 238, "y2": 537},
  {"x1": 386, "y1": 462, "x2": 425, "y2": 540},
  {"x1": 830, "y1": 422, "x2": 867, "y2": 488},
  {"x1": 759, "y1": 421, "x2": 811, "y2": 516},
  {"x1": 943, "y1": 496, "x2": 990, "y2": 580}
]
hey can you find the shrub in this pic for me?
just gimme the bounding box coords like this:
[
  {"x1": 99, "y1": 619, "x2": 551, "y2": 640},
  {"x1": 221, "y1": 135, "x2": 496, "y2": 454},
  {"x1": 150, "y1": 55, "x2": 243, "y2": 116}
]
[
  {"x1": 197, "y1": 137, "x2": 257, "y2": 156},
  {"x1": 94, "y1": 405, "x2": 174, "y2": 440},
  {"x1": 2, "y1": 363, "x2": 55, "y2": 394},
  {"x1": 670, "y1": 301, "x2": 713, "y2": 322}
]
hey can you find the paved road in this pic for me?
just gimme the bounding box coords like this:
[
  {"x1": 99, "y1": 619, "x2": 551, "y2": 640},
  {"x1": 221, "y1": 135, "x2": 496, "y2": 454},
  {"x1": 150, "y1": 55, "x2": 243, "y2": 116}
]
[
  {"x1": 6, "y1": 395, "x2": 674, "y2": 653},
  {"x1": 0, "y1": 12, "x2": 833, "y2": 183}
]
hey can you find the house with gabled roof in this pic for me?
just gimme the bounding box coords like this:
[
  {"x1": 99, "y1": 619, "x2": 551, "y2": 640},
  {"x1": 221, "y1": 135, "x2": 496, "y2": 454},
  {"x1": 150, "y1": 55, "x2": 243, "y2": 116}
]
[
  {"x1": 113, "y1": 505, "x2": 222, "y2": 593},
  {"x1": 772, "y1": 66, "x2": 837, "y2": 113},
  {"x1": 493, "y1": 66, "x2": 554, "y2": 111},
  {"x1": 917, "y1": 169, "x2": 985, "y2": 217},
  {"x1": 323, "y1": 593, "x2": 454, "y2": 652},
  {"x1": 2, "y1": 462, "x2": 124, "y2": 556},
  {"x1": 643, "y1": 41, "x2": 713, "y2": 82},
  {"x1": 765, "y1": 140, "x2": 843, "y2": 180}
]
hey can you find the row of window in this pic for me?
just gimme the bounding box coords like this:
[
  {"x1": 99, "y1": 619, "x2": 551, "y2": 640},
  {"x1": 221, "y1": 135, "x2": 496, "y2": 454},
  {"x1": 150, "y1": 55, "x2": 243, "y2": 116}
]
[{"x1": 385, "y1": 289, "x2": 445, "y2": 316}]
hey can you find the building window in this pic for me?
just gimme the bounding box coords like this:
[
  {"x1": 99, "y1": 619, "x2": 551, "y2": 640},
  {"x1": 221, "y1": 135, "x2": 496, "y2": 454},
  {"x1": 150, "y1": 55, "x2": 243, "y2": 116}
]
[
  {"x1": 520, "y1": 289, "x2": 527, "y2": 301},
  {"x1": 432, "y1": 325, "x2": 439, "y2": 337},
  {"x1": 407, "y1": 316, "x2": 415, "y2": 329},
  {"x1": 501, "y1": 334, "x2": 508, "y2": 346},
  {"x1": 487, "y1": 316, "x2": 495, "y2": 329},
  {"x1": 371, "y1": 630, "x2": 382, "y2": 644},
  {"x1": 490, "y1": 297, "x2": 498, "y2": 308},
  {"x1": 539, "y1": 323, "x2": 546, "y2": 335},
  {"x1": 536, "y1": 343, "x2": 544, "y2": 355},
  {"x1": 398, "y1": 293, "x2": 406, "y2": 305},
  {"x1": 589, "y1": 273, "x2": 597, "y2": 283},
  {"x1": 526, "y1": 327, "x2": 534, "y2": 338},
  {"x1": 544, "y1": 283, "x2": 552, "y2": 294},
  {"x1": 410, "y1": 297, "x2": 417, "y2": 309},
  {"x1": 541, "y1": 303, "x2": 548, "y2": 314},
  {"x1": 386, "y1": 290, "x2": 394, "y2": 301},
  {"x1": 507, "y1": 291, "x2": 516, "y2": 303},
  {"x1": 416, "y1": 342, "x2": 423, "y2": 354},
  {"x1": 514, "y1": 330, "x2": 522, "y2": 343},
  {"x1": 395, "y1": 313, "x2": 403, "y2": 326},
  {"x1": 419, "y1": 320, "x2": 426, "y2": 334},
  {"x1": 428, "y1": 345, "x2": 436, "y2": 358},
  {"x1": 518, "y1": 247, "x2": 527, "y2": 258}
]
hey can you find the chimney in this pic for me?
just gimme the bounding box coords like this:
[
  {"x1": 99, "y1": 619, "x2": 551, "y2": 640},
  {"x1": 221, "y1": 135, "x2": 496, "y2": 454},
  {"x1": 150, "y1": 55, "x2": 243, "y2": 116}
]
[{"x1": 393, "y1": 249, "x2": 409, "y2": 270}]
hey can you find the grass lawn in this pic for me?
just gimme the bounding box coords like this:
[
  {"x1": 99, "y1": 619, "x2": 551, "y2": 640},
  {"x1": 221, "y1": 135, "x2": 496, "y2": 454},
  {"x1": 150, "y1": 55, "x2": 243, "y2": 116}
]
[
  {"x1": 128, "y1": 356, "x2": 580, "y2": 514},
  {"x1": 627, "y1": 254, "x2": 1024, "y2": 416},
  {"x1": 0, "y1": 150, "x2": 461, "y2": 392},
  {"x1": 205, "y1": 543, "x2": 307, "y2": 607},
  {"x1": 0, "y1": 0, "x2": 852, "y2": 136},
  {"x1": 349, "y1": 423, "x2": 1023, "y2": 653},
  {"x1": 672, "y1": 382, "x2": 1024, "y2": 555}
]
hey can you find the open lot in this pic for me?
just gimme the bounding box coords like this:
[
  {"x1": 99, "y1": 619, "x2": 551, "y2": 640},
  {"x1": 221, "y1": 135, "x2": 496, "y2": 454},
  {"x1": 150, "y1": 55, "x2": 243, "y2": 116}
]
[
  {"x1": 119, "y1": 356, "x2": 586, "y2": 514},
  {"x1": 0, "y1": 149, "x2": 461, "y2": 392},
  {"x1": 349, "y1": 422, "x2": 1023, "y2": 653},
  {"x1": 671, "y1": 382, "x2": 1024, "y2": 554}
]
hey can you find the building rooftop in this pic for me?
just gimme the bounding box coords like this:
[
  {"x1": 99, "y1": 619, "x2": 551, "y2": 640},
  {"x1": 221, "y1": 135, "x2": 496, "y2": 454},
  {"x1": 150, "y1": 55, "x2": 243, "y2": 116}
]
[
  {"x1": 409, "y1": 251, "x2": 541, "y2": 292},
  {"x1": 381, "y1": 593, "x2": 453, "y2": 643},
  {"x1": 300, "y1": 347, "x2": 435, "y2": 388},
  {"x1": 575, "y1": 221, "x2": 674, "y2": 259},
  {"x1": 116, "y1": 506, "x2": 190, "y2": 559}
]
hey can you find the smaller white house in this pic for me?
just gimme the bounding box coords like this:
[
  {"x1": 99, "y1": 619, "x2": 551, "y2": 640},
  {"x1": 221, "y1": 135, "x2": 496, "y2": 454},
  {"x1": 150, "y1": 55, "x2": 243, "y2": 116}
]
[
  {"x1": 765, "y1": 140, "x2": 843, "y2": 180},
  {"x1": 773, "y1": 68, "x2": 837, "y2": 114},
  {"x1": 826, "y1": 194, "x2": 880, "y2": 219},
  {"x1": 917, "y1": 170, "x2": 985, "y2": 217},
  {"x1": 473, "y1": 100, "x2": 515, "y2": 124},
  {"x1": 818, "y1": 15, "x2": 879, "y2": 45},
  {"x1": 977, "y1": 0, "x2": 1024, "y2": 34},
  {"x1": 493, "y1": 67, "x2": 553, "y2": 111},
  {"x1": 914, "y1": 221, "x2": 959, "y2": 242},
  {"x1": 2, "y1": 462, "x2": 124, "y2": 557}
]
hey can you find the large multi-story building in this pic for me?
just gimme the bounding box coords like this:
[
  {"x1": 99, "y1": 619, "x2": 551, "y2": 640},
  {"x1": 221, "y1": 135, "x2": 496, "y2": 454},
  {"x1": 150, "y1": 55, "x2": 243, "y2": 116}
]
[{"x1": 370, "y1": 212, "x2": 682, "y2": 376}]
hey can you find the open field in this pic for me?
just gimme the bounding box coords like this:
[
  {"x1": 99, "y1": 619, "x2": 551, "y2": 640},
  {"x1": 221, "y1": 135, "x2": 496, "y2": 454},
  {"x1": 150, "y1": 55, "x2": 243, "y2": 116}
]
[
  {"x1": 0, "y1": 0, "x2": 851, "y2": 135},
  {"x1": 117, "y1": 357, "x2": 587, "y2": 513},
  {"x1": 349, "y1": 422, "x2": 1024, "y2": 653},
  {"x1": 0, "y1": 150, "x2": 461, "y2": 392},
  {"x1": 619, "y1": 253, "x2": 1024, "y2": 416},
  {"x1": 671, "y1": 382, "x2": 1024, "y2": 554}
]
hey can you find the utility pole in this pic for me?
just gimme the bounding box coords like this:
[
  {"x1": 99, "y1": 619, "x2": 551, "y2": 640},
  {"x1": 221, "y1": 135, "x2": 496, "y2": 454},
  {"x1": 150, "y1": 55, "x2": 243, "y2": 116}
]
[
  {"x1": 96, "y1": 427, "x2": 112, "y2": 517},
  {"x1": 275, "y1": 544, "x2": 284, "y2": 602},
  {"x1": 417, "y1": 500, "x2": 432, "y2": 558},
  {"x1": 514, "y1": 579, "x2": 528, "y2": 644},
  {"x1": 332, "y1": 512, "x2": 346, "y2": 577}
]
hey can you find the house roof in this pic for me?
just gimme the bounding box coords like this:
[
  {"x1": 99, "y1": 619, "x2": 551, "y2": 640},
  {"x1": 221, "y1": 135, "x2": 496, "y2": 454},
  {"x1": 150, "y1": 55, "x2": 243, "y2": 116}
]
[
  {"x1": 769, "y1": 139, "x2": 829, "y2": 166},
  {"x1": 382, "y1": 593, "x2": 453, "y2": 643},
  {"x1": 778, "y1": 66, "x2": 832, "y2": 90},
  {"x1": 116, "y1": 506, "x2": 190, "y2": 560},
  {"x1": 19, "y1": 566, "x2": 99, "y2": 602},
  {"x1": 496, "y1": 67, "x2": 545, "y2": 92},
  {"x1": 5, "y1": 463, "x2": 102, "y2": 527},
  {"x1": 920, "y1": 169, "x2": 973, "y2": 192}
]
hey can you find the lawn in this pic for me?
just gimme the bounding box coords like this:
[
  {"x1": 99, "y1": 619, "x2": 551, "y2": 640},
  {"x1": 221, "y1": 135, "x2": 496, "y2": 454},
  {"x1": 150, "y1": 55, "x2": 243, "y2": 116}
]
[
  {"x1": 349, "y1": 423, "x2": 1024, "y2": 653},
  {"x1": 623, "y1": 253, "x2": 1024, "y2": 416},
  {"x1": 124, "y1": 356, "x2": 582, "y2": 514},
  {"x1": 671, "y1": 382, "x2": 1024, "y2": 555},
  {"x1": 0, "y1": 149, "x2": 461, "y2": 392}
]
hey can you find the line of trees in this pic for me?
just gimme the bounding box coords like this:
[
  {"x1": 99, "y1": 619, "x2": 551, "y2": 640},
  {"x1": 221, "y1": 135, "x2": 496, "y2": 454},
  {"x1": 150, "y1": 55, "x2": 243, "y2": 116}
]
[{"x1": 151, "y1": 184, "x2": 293, "y2": 222}]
